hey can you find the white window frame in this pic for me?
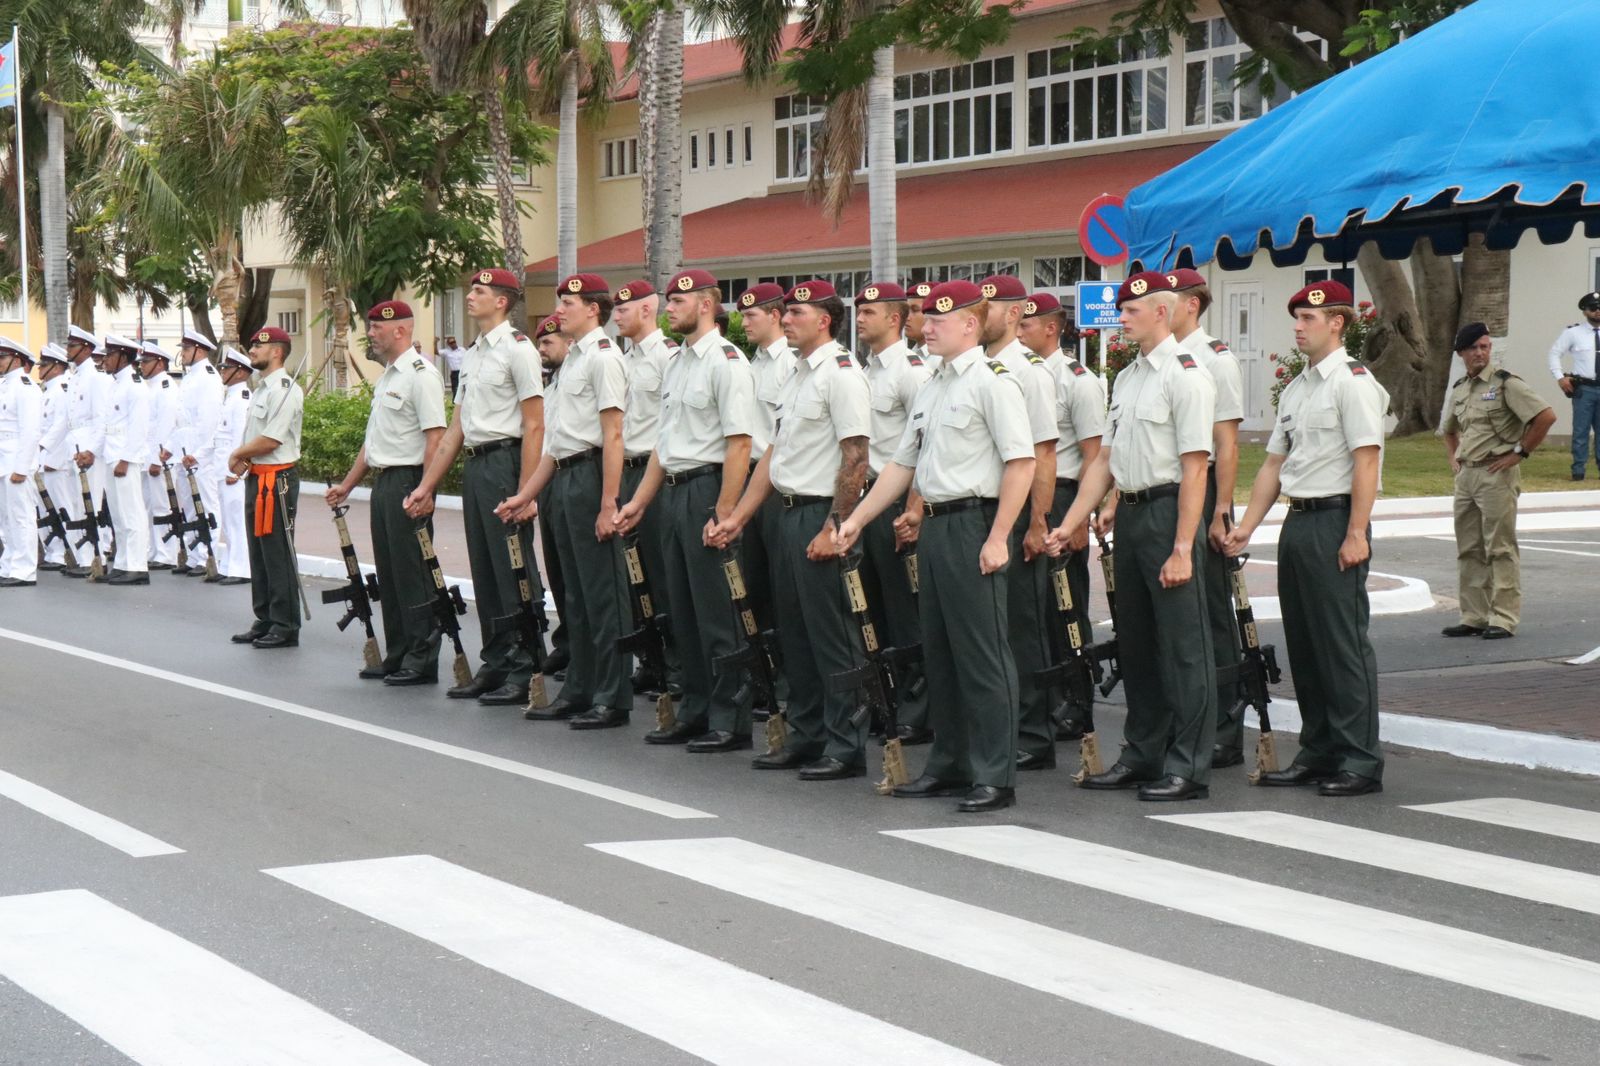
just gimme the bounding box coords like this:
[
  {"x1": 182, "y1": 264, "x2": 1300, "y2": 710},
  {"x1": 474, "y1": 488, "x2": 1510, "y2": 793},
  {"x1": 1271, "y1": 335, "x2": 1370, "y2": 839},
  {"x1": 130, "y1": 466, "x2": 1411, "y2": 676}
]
[
  {"x1": 707, "y1": 127, "x2": 717, "y2": 168},
  {"x1": 688, "y1": 130, "x2": 702, "y2": 173},
  {"x1": 278, "y1": 310, "x2": 302, "y2": 336},
  {"x1": 1025, "y1": 34, "x2": 1168, "y2": 151},
  {"x1": 1031, "y1": 255, "x2": 1103, "y2": 290},
  {"x1": 723, "y1": 126, "x2": 736, "y2": 170},
  {"x1": 0, "y1": 293, "x2": 21, "y2": 323},
  {"x1": 1303, "y1": 266, "x2": 1357, "y2": 300},
  {"x1": 600, "y1": 136, "x2": 639, "y2": 180},
  {"x1": 903, "y1": 259, "x2": 1023, "y2": 285},
  {"x1": 1183, "y1": 17, "x2": 1323, "y2": 130},
  {"x1": 774, "y1": 95, "x2": 828, "y2": 181},
  {"x1": 892, "y1": 56, "x2": 1016, "y2": 169}
]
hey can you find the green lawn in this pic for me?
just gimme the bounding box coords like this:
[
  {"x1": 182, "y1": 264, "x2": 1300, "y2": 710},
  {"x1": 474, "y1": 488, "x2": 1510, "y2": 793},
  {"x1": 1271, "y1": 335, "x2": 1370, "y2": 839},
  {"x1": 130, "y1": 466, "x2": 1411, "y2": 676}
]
[{"x1": 1233, "y1": 433, "x2": 1583, "y2": 502}]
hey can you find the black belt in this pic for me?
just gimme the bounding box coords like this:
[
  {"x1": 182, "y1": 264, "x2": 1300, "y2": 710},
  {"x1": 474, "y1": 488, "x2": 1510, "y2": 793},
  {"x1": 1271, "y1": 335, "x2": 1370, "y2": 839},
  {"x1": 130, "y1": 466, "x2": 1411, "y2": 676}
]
[
  {"x1": 552, "y1": 446, "x2": 602, "y2": 470},
  {"x1": 1571, "y1": 376, "x2": 1599, "y2": 387},
  {"x1": 1118, "y1": 482, "x2": 1180, "y2": 505},
  {"x1": 664, "y1": 463, "x2": 719, "y2": 486},
  {"x1": 1288, "y1": 494, "x2": 1352, "y2": 512},
  {"x1": 624, "y1": 454, "x2": 651, "y2": 469},
  {"x1": 463, "y1": 437, "x2": 519, "y2": 459},
  {"x1": 779, "y1": 493, "x2": 830, "y2": 509},
  {"x1": 371, "y1": 464, "x2": 421, "y2": 476},
  {"x1": 1055, "y1": 477, "x2": 1080, "y2": 491},
  {"x1": 923, "y1": 497, "x2": 996, "y2": 518}
]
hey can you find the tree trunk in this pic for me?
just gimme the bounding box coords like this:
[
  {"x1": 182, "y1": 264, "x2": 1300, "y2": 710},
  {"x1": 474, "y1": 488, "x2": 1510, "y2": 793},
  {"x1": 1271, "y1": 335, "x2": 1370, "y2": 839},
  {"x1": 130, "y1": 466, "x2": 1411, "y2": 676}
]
[
  {"x1": 483, "y1": 79, "x2": 526, "y2": 328},
  {"x1": 40, "y1": 102, "x2": 69, "y2": 346},
  {"x1": 328, "y1": 283, "x2": 350, "y2": 390},
  {"x1": 556, "y1": 62, "x2": 579, "y2": 280},
  {"x1": 1459, "y1": 235, "x2": 1511, "y2": 336},
  {"x1": 186, "y1": 294, "x2": 217, "y2": 344},
  {"x1": 651, "y1": 7, "x2": 683, "y2": 290},
  {"x1": 210, "y1": 236, "x2": 244, "y2": 347},
  {"x1": 71, "y1": 283, "x2": 95, "y2": 330},
  {"x1": 237, "y1": 265, "x2": 274, "y2": 342},
  {"x1": 637, "y1": 10, "x2": 659, "y2": 274},
  {"x1": 866, "y1": 45, "x2": 897, "y2": 282}
]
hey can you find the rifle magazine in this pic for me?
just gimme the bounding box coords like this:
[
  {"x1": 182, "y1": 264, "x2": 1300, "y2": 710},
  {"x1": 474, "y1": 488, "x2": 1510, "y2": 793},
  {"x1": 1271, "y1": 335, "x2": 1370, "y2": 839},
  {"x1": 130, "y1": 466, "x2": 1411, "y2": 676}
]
[
  {"x1": 363, "y1": 637, "x2": 382, "y2": 671},
  {"x1": 1073, "y1": 732, "x2": 1105, "y2": 785},
  {"x1": 763, "y1": 711, "x2": 788, "y2": 756},
  {"x1": 876, "y1": 739, "x2": 910, "y2": 795},
  {"x1": 1248, "y1": 732, "x2": 1280, "y2": 784}
]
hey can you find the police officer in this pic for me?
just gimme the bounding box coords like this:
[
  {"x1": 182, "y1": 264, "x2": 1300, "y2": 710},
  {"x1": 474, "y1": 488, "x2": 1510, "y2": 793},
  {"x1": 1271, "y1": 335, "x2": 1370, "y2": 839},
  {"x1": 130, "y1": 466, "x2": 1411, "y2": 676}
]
[
  {"x1": 139, "y1": 341, "x2": 182, "y2": 570},
  {"x1": 34, "y1": 343, "x2": 77, "y2": 573},
  {"x1": 854, "y1": 280, "x2": 934, "y2": 743},
  {"x1": 174, "y1": 329, "x2": 225, "y2": 577},
  {"x1": 100, "y1": 335, "x2": 153, "y2": 586},
  {"x1": 408, "y1": 269, "x2": 547, "y2": 704},
  {"x1": 1547, "y1": 291, "x2": 1600, "y2": 480},
  {"x1": 611, "y1": 280, "x2": 682, "y2": 698},
  {"x1": 1050, "y1": 270, "x2": 1217, "y2": 802},
  {"x1": 978, "y1": 274, "x2": 1060, "y2": 772},
  {"x1": 0, "y1": 339, "x2": 42, "y2": 587},
  {"x1": 64, "y1": 326, "x2": 112, "y2": 579},
  {"x1": 616, "y1": 268, "x2": 759, "y2": 753},
  {"x1": 1018, "y1": 291, "x2": 1104, "y2": 737},
  {"x1": 713, "y1": 279, "x2": 872, "y2": 778},
  {"x1": 500, "y1": 274, "x2": 632, "y2": 729},
  {"x1": 213, "y1": 345, "x2": 253, "y2": 586},
  {"x1": 1168, "y1": 268, "x2": 1247, "y2": 768},
  {"x1": 326, "y1": 300, "x2": 448, "y2": 683},
  {"x1": 836, "y1": 280, "x2": 1035, "y2": 812},
  {"x1": 1227, "y1": 280, "x2": 1388, "y2": 797},
  {"x1": 227, "y1": 326, "x2": 305, "y2": 647},
  {"x1": 1441, "y1": 322, "x2": 1555, "y2": 640}
]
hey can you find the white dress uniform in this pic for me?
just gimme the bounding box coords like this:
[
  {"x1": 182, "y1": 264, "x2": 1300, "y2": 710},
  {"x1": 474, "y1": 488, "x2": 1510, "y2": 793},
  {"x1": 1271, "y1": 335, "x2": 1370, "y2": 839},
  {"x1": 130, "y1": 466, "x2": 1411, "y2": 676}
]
[
  {"x1": 749, "y1": 340, "x2": 796, "y2": 460},
  {"x1": 176, "y1": 353, "x2": 225, "y2": 569},
  {"x1": 142, "y1": 365, "x2": 183, "y2": 565},
  {"x1": 214, "y1": 374, "x2": 252, "y2": 579},
  {"x1": 66, "y1": 352, "x2": 112, "y2": 534},
  {"x1": 104, "y1": 362, "x2": 153, "y2": 574},
  {"x1": 36, "y1": 352, "x2": 80, "y2": 565},
  {"x1": 0, "y1": 357, "x2": 43, "y2": 581}
]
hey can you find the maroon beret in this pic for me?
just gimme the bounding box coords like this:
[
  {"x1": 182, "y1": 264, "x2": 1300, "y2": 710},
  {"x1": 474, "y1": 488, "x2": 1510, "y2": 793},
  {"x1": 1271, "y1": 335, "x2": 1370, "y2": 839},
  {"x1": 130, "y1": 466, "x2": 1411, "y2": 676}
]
[
  {"x1": 785, "y1": 279, "x2": 837, "y2": 305},
  {"x1": 250, "y1": 326, "x2": 292, "y2": 346},
  {"x1": 1288, "y1": 280, "x2": 1355, "y2": 314},
  {"x1": 366, "y1": 299, "x2": 413, "y2": 322},
  {"x1": 536, "y1": 314, "x2": 561, "y2": 338},
  {"x1": 855, "y1": 281, "x2": 908, "y2": 305},
  {"x1": 667, "y1": 268, "x2": 719, "y2": 294},
  {"x1": 907, "y1": 281, "x2": 934, "y2": 301},
  {"x1": 471, "y1": 267, "x2": 521, "y2": 292},
  {"x1": 737, "y1": 282, "x2": 785, "y2": 310},
  {"x1": 614, "y1": 280, "x2": 654, "y2": 304},
  {"x1": 978, "y1": 274, "x2": 1028, "y2": 301},
  {"x1": 558, "y1": 272, "x2": 610, "y2": 298},
  {"x1": 1023, "y1": 292, "x2": 1063, "y2": 318},
  {"x1": 923, "y1": 280, "x2": 984, "y2": 315},
  {"x1": 1115, "y1": 271, "x2": 1176, "y2": 308},
  {"x1": 1167, "y1": 268, "x2": 1207, "y2": 291}
]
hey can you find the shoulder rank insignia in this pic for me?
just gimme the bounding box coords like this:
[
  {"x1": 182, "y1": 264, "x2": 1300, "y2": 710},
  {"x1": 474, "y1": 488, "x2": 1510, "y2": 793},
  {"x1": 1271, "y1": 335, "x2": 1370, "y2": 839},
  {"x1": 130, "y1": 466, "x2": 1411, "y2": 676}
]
[
  {"x1": 204, "y1": 363, "x2": 216, "y2": 374},
  {"x1": 1209, "y1": 339, "x2": 1231, "y2": 355},
  {"x1": 1176, "y1": 353, "x2": 1197, "y2": 369},
  {"x1": 1496, "y1": 369, "x2": 1513, "y2": 381},
  {"x1": 512, "y1": 331, "x2": 529, "y2": 343},
  {"x1": 834, "y1": 353, "x2": 854, "y2": 369},
  {"x1": 242, "y1": 388, "x2": 251, "y2": 399},
  {"x1": 1349, "y1": 364, "x2": 1370, "y2": 376},
  {"x1": 1452, "y1": 375, "x2": 1467, "y2": 389},
  {"x1": 21, "y1": 375, "x2": 33, "y2": 385},
  {"x1": 413, "y1": 358, "x2": 427, "y2": 371},
  {"x1": 988, "y1": 361, "x2": 1009, "y2": 376},
  {"x1": 281, "y1": 376, "x2": 292, "y2": 388},
  {"x1": 1069, "y1": 361, "x2": 1087, "y2": 377},
  {"x1": 1026, "y1": 353, "x2": 1045, "y2": 366},
  {"x1": 721, "y1": 344, "x2": 742, "y2": 360},
  {"x1": 906, "y1": 351, "x2": 923, "y2": 366},
  {"x1": 597, "y1": 337, "x2": 612, "y2": 349},
  {"x1": 161, "y1": 377, "x2": 171, "y2": 388}
]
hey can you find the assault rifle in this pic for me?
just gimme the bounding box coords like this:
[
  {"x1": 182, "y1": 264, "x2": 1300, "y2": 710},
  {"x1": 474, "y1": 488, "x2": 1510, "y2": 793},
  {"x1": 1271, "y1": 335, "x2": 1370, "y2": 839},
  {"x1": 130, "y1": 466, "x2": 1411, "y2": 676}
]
[
  {"x1": 710, "y1": 521, "x2": 783, "y2": 751},
  {"x1": 179, "y1": 451, "x2": 218, "y2": 580},
  {"x1": 505, "y1": 525, "x2": 551, "y2": 709},
  {"x1": 155, "y1": 462, "x2": 189, "y2": 570},
  {"x1": 1220, "y1": 515, "x2": 1282, "y2": 783},
  {"x1": 321, "y1": 505, "x2": 382, "y2": 670},
  {"x1": 615, "y1": 505, "x2": 675, "y2": 727},
  {"x1": 68, "y1": 460, "x2": 109, "y2": 580},
  {"x1": 830, "y1": 527, "x2": 915, "y2": 793},
  {"x1": 1090, "y1": 522, "x2": 1122, "y2": 699},
  {"x1": 33, "y1": 473, "x2": 78, "y2": 569},
  {"x1": 1035, "y1": 551, "x2": 1105, "y2": 783},
  {"x1": 417, "y1": 526, "x2": 472, "y2": 690}
]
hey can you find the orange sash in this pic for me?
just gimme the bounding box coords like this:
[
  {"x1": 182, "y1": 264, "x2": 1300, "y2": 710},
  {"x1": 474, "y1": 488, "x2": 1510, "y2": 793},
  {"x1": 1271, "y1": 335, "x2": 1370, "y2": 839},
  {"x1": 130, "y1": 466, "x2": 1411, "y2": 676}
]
[{"x1": 250, "y1": 463, "x2": 295, "y2": 536}]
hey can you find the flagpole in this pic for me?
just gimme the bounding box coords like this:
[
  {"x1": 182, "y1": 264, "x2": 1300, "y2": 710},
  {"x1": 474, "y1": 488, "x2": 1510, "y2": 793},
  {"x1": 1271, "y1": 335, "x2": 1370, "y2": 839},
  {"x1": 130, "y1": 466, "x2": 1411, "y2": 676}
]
[{"x1": 13, "y1": 24, "x2": 27, "y2": 353}]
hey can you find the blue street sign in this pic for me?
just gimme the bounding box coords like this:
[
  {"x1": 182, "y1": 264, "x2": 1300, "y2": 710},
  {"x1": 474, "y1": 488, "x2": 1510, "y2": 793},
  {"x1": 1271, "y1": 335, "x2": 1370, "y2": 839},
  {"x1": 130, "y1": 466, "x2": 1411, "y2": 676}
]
[{"x1": 1075, "y1": 281, "x2": 1121, "y2": 329}]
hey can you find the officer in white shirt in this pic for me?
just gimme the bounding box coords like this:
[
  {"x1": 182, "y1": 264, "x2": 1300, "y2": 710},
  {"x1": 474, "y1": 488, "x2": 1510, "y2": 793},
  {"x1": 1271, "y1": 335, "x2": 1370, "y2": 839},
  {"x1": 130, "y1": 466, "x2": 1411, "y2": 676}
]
[
  {"x1": 1546, "y1": 290, "x2": 1600, "y2": 480},
  {"x1": 64, "y1": 326, "x2": 112, "y2": 578},
  {"x1": 212, "y1": 346, "x2": 254, "y2": 585},
  {"x1": 171, "y1": 328, "x2": 225, "y2": 577},
  {"x1": 138, "y1": 341, "x2": 183, "y2": 569},
  {"x1": 0, "y1": 339, "x2": 43, "y2": 586},
  {"x1": 100, "y1": 335, "x2": 153, "y2": 585},
  {"x1": 34, "y1": 344, "x2": 79, "y2": 572}
]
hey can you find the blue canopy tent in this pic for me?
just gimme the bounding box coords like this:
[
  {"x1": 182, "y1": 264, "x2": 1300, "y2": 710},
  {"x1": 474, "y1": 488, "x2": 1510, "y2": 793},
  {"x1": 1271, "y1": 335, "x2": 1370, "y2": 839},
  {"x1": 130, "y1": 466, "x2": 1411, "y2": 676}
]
[{"x1": 1126, "y1": 0, "x2": 1600, "y2": 271}]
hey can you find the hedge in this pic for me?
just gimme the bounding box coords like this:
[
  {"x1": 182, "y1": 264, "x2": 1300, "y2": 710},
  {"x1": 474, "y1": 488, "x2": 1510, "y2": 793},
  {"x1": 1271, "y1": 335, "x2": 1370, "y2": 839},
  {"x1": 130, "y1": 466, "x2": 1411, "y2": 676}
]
[{"x1": 300, "y1": 382, "x2": 465, "y2": 494}]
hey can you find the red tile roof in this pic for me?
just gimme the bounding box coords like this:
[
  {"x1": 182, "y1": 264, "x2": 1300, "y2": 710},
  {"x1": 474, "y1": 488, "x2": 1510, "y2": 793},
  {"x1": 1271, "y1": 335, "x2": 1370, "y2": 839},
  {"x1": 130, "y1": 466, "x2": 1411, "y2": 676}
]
[{"x1": 527, "y1": 142, "x2": 1210, "y2": 278}]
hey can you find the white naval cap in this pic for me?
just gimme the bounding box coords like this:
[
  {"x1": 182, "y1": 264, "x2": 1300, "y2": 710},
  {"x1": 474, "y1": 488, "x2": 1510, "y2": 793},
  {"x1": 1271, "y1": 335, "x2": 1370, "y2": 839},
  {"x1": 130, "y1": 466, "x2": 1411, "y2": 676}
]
[
  {"x1": 39, "y1": 342, "x2": 69, "y2": 365},
  {"x1": 103, "y1": 333, "x2": 140, "y2": 352},
  {"x1": 68, "y1": 324, "x2": 100, "y2": 348},
  {"x1": 221, "y1": 345, "x2": 251, "y2": 370},
  {"x1": 0, "y1": 336, "x2": 36, "y2": 362},
  {"x1": 140, "y1": 339, "x2": 173, "y2": 362},
  {"x1": 182, "y1": 327, "x2": 217, "y2": 351}
]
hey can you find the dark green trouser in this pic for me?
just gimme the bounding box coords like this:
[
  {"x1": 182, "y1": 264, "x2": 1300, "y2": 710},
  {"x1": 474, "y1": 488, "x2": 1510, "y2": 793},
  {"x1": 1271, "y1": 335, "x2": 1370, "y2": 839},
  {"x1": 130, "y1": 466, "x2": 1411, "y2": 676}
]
[
  {"x1": 624, "y1": 462, "x2": 683, "y2": 691},
  {"x1": 549, "y1": 458, "x2": 632, "y2": 710},
  {"x1": 371, "y1": 466, "x2": 440, "y2": 678},
  {"x1": 1278, "y1": 507, "x2": 1383, "y2": 780},
  {"x1": 859, "y1": 496, "x2": 928, "y2": 731},
  {"x1": 1035, "y1": 479, "x2": 1093, "y2": 734},
  {"x1": 741, "y1": 492, "x2": 790, "y2": 701},
  {"x1": 246, "y1": 467, "x2": 300, "y2": 638},
  {"x1": 1008, "y1": 507, "x2": 1054, "y2": 758},
  {"x1": 659, "y1": 473, "x2": 750, "y2": 734},
  {"x1": 918, "y1": 504, "x2": 1017, "y2": 789},
  {"x1": 462, "y1": 446, "x2": 541, "y2": 689},
  {"x1": 772, "y1": 499, "x2": 867, "y2": 765},
  {"x1": 1114, "y1": 494, "x2": 1216, "y2": 784},
  {"x1": 1204, "y1": 472, "x2": 1244, "y2": 755},
  {"x1": 537, "y1": 497, "x2": 568, "y2": 660}
]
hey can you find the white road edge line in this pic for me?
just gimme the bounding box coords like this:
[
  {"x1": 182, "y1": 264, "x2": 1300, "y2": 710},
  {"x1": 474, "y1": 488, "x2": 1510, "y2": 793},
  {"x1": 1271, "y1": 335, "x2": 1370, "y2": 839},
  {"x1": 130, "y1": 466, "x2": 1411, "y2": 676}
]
[
  {"x1": 0, "y1": 889, "x2": 425, "y2": 1066},
  {"x1": 1405, "y1": 797, "x2": 1600, "y2": 846},
  {"x1": 0, "y1": 627, "x2": 715, "y2": 822},
  {"x1": 889, "y1": 825, "x2": 1600, "y2": 1022},
  {"x1": 269, "y1": 854, "x2": 1000, "y2": 1066},
  {"x1": 594, "y1": 836, "x2": 1517, "y2": 1066},
  {"x1": 1567, "y1": 645, "x2": 1600, "y2": 666},
  {"x1": 0, "y1": 770, "x2": 182, "y2": 858}
]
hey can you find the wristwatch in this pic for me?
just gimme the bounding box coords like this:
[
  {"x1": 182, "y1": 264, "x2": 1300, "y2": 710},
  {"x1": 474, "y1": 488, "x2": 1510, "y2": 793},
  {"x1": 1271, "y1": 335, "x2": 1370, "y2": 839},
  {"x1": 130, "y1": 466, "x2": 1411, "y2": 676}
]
[{"x1": 1514, "y1": 445, "x2": 1529, "y2": 458}]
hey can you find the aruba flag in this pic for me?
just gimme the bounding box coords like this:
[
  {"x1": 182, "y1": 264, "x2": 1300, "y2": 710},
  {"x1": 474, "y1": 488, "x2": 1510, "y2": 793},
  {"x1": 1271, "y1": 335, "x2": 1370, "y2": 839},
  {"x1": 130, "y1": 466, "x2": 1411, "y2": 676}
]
[{"x1": 0, "y1": 35, "x2": 16, "y2": 107}]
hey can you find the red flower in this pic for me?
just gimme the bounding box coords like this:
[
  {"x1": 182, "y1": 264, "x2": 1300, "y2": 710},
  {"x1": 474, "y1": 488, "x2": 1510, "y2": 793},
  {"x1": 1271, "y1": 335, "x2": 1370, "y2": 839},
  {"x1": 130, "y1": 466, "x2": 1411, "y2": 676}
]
[
  {"x1": 1268, "y1": 353, "x2": 1277, "y2": 362},
  {"x1": 1358, "y1": 301, "x2": 1372, "y2": 309},
  {"x1": 1275, "y1": 367, "x2": 1286, "y2": 379}
]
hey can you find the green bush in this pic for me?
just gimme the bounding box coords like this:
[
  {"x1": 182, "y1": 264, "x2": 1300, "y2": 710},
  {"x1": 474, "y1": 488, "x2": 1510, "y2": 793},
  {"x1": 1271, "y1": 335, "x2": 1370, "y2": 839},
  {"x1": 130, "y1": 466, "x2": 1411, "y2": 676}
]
[{"x1": 299, "y1": 381, "x2": 464, "y2": 494}]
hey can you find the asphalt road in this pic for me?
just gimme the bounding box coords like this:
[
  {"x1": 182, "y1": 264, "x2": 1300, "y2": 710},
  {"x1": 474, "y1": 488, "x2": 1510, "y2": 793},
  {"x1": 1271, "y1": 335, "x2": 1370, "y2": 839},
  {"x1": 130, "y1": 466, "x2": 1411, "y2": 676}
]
[{"x1": 2, "y1": 553, "x2": 1598, "y2": 1066}]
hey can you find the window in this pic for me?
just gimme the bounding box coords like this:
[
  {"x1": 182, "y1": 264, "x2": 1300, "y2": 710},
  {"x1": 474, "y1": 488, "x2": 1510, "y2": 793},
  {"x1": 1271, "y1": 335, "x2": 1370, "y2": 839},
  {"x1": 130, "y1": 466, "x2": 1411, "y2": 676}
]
[
  {"x1": 892, "y1": 57, "x2": 1014, "y2": 167},
  {"x1": 1184, "y1": 18, "x2": 1322, "y2": 129},
  {"x1": 1303, "y1": 267, "x2": 1356, "y2": 294},
  {"x1": 716, "y1": 278, "x2": 749, "y2": 305},
  {"x1": 1026, "y1": 34, "x2": 1167, "y2": 150},
  {"x1": 689, "y1": 131, "x2": 701, "y2": 172},
  {"x1": 1032, "y1": 255, "x2": 1103, "y2": 289},
  {"x1": 278, "y1": 310, "x2": 302, "y2": 335},
  {"x1": 601, "y1": 136, "x2": 639, "y2": 179},
  {"x1": 774, "y1": 94, "x2": 826, "y2": 180},
  {"x1": 743, "y1": 123, "x2": 754, "y2": 165},
  {"x1": 707, "y1": 127, "x2": 717, "y2": 168},
  {"x1": 1591, "y1": 247, "x2": 1600, "y2": 291},
  {"x1": 903, "y1": 259, "x2": 1023, "y2": 285},
  {"x1": 0, "y1": 293, "x2": 20, "y2": 322},
  {"x1": 475, "y1": 156, "x2": 532, "y2": 186}
]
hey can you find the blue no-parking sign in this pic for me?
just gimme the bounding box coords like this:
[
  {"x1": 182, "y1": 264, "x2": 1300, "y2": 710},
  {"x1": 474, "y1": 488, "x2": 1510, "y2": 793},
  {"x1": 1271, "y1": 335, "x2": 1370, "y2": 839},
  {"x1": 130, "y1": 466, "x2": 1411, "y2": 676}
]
[{"x1": 1075, "y1": 282, "x2": 1121, "y2": 329}]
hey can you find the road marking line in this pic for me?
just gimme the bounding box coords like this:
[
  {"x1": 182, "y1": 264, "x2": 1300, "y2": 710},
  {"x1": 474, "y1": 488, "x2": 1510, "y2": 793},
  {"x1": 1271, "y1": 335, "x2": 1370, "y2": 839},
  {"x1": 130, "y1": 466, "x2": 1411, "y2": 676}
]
[
  {"x1": 0, "y1": 889, "x2": 425, "y2": 1066},
  {"x1": 0, "y1": 627, "x2": 714, "y2": 821},
  {"x1": 1406, "y1": 797, "x2": 1600, "y2": 846},
  {"x1": 1151, "y1": 811, "x2": 1600, "y2": 915},
  {"x1": 268, "y1": 854, "x2": 997, "y2": 1066},
  {"x1": 888, "y1": 825, "x2": 1600, "y2": 1022},
  {"x1": 1424, "y1": 532, "x2": 1600, "y2": 558},
  {"x1": 1568, "y1": 645, "x2": 1600, "y2": 665},
  {"x1": 593, "y1": 836, "x2": 1514, "y2": 1066},
  {"x1": 0, "y1": 769, "x2": 182, "y2": 858}
]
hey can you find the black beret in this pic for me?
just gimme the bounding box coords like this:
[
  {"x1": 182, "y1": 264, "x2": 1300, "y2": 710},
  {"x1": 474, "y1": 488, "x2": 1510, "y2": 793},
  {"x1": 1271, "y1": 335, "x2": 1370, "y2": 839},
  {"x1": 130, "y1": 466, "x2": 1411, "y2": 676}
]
[{"x1": 1453, "y1": 322, "x2": 1490, "y2": 351}]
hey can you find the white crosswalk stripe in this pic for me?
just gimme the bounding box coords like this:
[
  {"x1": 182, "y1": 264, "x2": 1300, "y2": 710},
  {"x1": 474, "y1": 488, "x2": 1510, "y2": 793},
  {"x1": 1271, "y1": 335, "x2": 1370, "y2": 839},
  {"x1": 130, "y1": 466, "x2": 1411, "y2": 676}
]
[
  {"x1": 1151, "y1": 810, "x2": 1600, "y2": 915},
  {"x1": 887, "y1": 824, "x2": 1600, "y2": 1022},
  {"x1": 0, "y1": 768, "x2": 183, "y2": 858},
  {"x1": 0, "y1": 889, "x2": 425, "y2": 1066},
  {"x1": 593, "y1": 836, "x2": 1518, "y2": 1066},
  {"x1": 1406, "y1": 797, "x2": 1600, "y2": 846},
  {"x1": 267, "y1": 853, "x2": 1000, "y2": 1066}
]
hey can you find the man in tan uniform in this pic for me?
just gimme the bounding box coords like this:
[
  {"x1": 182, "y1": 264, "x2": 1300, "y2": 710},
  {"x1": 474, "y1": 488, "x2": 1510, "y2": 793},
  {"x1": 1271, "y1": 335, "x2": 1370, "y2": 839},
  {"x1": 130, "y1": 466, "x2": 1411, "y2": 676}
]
[{"x1": 1441, "y1": 322, "x2": 1555, "y2": 640}]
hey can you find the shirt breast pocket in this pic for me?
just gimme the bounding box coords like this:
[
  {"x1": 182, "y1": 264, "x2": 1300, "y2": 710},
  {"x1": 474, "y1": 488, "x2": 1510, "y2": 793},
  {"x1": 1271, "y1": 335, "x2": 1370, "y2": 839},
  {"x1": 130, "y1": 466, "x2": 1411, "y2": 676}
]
[
  {"x1": 381, "y1": 393, "x2": 406, "y2": 410},
  {"x1": 1135, "y1": 394, "x2": 1172, "y2": 424},
  {"x1": 683, "y1": 385, "x2": 714, "y2": 411},
  {"x1": 939, "y1": 405, "x2": 978, "y2": 441},
  {"x1": 870, "y1": 389, "x2": 897, "y2": 414},
  {"x1": 792, "y1": 398, "x2": 826, "y2": 422}
]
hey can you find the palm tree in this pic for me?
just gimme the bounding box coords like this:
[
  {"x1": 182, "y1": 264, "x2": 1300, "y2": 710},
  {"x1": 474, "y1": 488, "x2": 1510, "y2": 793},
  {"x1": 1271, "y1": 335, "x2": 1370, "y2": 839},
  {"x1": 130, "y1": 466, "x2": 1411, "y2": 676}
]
[{"x1": 648, "y1": 2, "x2": 682, "y2": 288}]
